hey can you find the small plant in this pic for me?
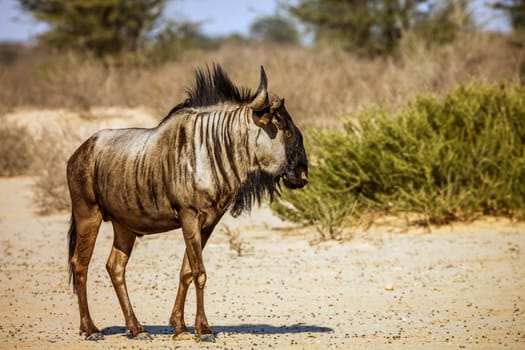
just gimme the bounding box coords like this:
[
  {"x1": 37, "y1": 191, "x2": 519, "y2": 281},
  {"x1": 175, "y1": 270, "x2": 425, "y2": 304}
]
[
  {"x1": 0, "y1": 124, "x2": 35, "y2": 177},
  {"x1": 222, "y1": 225, "x2": 253, "y2": 257}
]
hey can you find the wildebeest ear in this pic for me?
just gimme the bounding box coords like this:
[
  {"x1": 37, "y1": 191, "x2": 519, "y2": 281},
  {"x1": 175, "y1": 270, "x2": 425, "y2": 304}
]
[{"x1": 249, "y1": 66, "x2": 268, "y2": 111}]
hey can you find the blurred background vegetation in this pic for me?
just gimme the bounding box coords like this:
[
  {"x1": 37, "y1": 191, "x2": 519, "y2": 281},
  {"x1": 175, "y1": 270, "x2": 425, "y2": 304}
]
[
  {"x1": 8, "y1": 0, "x2": 525, "y2": 58},
  {"x1": 1, "y1": 0, "x2": 523, "y2": 118},
  {"x1": 1, "y1": 0, "x2": 524, "y2": 238}
]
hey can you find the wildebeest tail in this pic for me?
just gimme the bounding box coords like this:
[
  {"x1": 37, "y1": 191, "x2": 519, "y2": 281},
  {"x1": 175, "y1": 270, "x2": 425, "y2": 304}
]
[{"x1": 67, "y1": 213, "x2": 77, "y2": 294}]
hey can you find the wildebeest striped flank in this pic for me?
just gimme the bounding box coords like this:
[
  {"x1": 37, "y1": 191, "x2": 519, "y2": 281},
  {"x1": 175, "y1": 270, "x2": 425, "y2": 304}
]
[{"x1": 66, "y1": 64, "x2": 308, "y2": 342}]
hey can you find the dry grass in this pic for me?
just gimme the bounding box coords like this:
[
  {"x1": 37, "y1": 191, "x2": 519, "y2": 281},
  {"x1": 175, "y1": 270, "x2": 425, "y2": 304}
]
[
  {"x1": 1, "y1": 32, "x2": 523, "y2": 128},
  {"x1": 0, "y1": 116, "x2": 77, "y2": 213},
  {"x1": 31, "y1": 129, "x2": 83, "y2": 215},
  {"x1": 0, "y1": 31, "x2": 523, "y2": 215},
  {"x1": 0, "y1": 125, "x2": 35, "y2": 176}
]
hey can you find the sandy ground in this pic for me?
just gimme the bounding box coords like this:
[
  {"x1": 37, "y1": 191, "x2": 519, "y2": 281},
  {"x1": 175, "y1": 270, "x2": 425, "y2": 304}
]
[
  {"x1": 0, "y1": 108, "x2": 524, "y2": 349},
  {"x1": 0, "y1": 176, "x2": 524, "y2": 350}
]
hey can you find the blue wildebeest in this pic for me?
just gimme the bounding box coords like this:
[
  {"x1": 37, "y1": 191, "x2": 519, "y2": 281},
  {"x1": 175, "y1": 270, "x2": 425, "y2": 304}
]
[{"x1": 66, "y1": 65, "x2": 308, "y2": 342}]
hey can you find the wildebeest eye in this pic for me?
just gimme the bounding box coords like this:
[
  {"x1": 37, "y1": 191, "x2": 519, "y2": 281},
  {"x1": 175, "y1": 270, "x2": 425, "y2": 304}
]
[{"x1": 284, "y1": 129, "x2": 293, "y2": 139}]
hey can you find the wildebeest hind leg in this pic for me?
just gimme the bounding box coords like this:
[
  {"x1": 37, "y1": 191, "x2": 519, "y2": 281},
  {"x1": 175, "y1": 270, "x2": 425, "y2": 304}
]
[
  {"x1": 107, "y1": 221, "x2": 149, "y2": 339},
  {"x1": 70, "y1": 206, "x2": 103, "y2": 340}
]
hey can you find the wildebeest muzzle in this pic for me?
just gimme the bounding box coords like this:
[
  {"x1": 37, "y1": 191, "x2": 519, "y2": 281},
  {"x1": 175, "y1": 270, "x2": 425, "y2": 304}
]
[{"x1": 282, "y1": 165, "x2": 308, "y2": 189}]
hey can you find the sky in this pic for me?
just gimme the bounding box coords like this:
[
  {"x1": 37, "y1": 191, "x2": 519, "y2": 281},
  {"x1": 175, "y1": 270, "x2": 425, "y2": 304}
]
[
  {"x1": 0, "y1": 0, "x2": 511, "y2": 43},
  {"x1": 0, "y1": 0, "x2": 278, "y2": 42}
]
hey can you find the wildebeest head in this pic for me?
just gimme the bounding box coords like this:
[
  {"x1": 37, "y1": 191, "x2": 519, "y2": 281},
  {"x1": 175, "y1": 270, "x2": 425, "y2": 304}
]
[{"x1": 248, "y1": 67, "x2": 308, "y2": 189}]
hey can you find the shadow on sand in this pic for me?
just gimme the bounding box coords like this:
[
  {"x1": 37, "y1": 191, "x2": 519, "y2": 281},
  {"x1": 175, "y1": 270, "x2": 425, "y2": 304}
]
[{"x1": 101, "y1": 323, "x2": 333, "y2": 337}]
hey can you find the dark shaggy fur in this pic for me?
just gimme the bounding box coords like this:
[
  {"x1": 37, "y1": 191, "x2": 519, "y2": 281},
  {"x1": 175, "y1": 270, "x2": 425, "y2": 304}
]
[
  {"x1": 189, "y1": 64, "x2": 254, "y2": 107},
  {"x1": 163, "y1": 64, "x2": 255, "y2": 122},
  {"x1": 230, "y1": 171, "x2": 280, "y2": 217}
]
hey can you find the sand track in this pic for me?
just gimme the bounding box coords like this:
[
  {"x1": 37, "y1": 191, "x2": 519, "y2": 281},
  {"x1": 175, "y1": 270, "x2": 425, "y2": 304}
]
[{"x1": 1, "y1": 176, "x2": 524, "y2": 349}]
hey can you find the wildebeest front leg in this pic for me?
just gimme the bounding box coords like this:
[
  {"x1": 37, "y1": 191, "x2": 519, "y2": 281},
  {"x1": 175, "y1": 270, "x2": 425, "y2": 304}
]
[
  {"x1": 170, "y1": 253, "x2": 192, "y2": 340},
  {"x1": 107, "y1": 221, "x2": 149, "y2": 339},
  {"x1": 179, "y1": 209, "x2": 214, "y2": 341},
  {"x1": 170, "y1": 227, "x2": 214, "y2": 340}
]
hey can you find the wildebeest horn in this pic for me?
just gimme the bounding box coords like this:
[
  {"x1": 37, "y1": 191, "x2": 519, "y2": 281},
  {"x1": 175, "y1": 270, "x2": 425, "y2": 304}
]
[{"x1": 249, "y1": 66, "x2": 268, "y2": 111}]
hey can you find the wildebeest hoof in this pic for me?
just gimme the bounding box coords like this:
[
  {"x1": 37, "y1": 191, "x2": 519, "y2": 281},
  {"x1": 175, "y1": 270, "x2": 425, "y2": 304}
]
[
  {"x1": 173, "y1": 331, "x2": 192, "y2": 341},
  {"x1": 196, "y1": 333, "x2": 216, "y2": 343},
  {"x1": 85, "y1": 332, "x2": 104, "y2": 341},
  {"x1": 134, "y1": 332, "x2": 152, "y2": 340}
]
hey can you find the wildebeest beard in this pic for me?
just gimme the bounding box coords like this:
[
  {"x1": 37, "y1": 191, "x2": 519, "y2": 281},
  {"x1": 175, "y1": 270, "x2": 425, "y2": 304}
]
[{"x1": 230, "y1": 170, "x2": 280, "y2": 217}]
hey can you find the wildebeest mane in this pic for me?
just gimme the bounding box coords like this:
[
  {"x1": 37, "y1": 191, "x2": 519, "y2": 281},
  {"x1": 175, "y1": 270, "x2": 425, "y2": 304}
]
[
  {"x1": 230, "y1": 171, "x2": 280, "y2": 217},
  {"x1": 164, "y1": 64, "x2": 254, "y2": 120}
]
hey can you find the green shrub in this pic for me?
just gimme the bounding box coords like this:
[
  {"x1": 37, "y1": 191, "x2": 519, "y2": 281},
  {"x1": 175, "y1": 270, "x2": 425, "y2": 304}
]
[
  {"x1": 272, "y1": 83, "x2": 525, "y2": 236},
  {"x1": 0, "y1": 125, "x2": 35, "y2": 176}
]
